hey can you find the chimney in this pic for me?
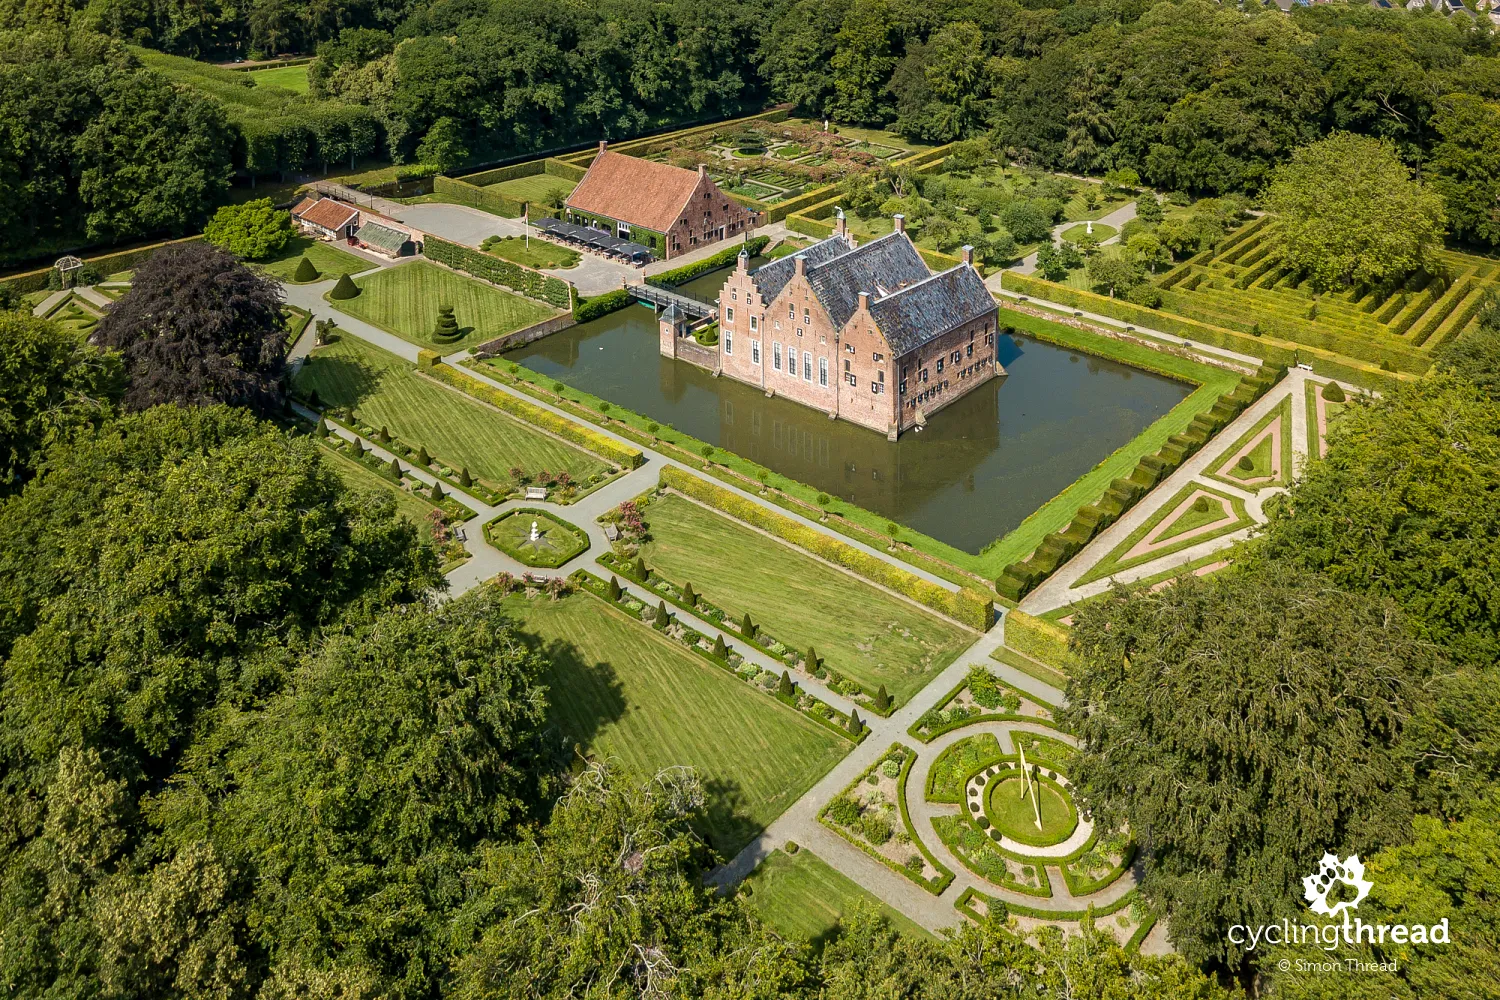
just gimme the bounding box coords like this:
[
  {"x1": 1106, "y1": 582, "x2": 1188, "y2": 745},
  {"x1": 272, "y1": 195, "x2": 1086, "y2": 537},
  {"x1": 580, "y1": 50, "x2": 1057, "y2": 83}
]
[
  {"x1": 961, "y1": 244, "x2": 974, "y2": 267},
  {"x1": 834, "y1": 206, "x2": 847, "y2": 238},
  {"x1": 598, "y1": 140, "x2": 608, "y2": 155},
  {"x1": 794, "y1": 255, "x2": 806, "y2": 277},
  {"x1": 698, "y1": 163, "x2": 707, "y2": 178},
  {"x1": 893, "y1": 214, "x2": 905, "y2": 235},
  {"x1": 858, "y1": 290, "x2": 870, "y2": 312}
]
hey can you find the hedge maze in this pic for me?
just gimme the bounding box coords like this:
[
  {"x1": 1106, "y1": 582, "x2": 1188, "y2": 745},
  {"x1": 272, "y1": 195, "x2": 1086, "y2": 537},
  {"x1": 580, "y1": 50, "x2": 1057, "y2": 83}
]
[{"x1": 1157, "y1": 217, "x2": 1495, "y2": 374}]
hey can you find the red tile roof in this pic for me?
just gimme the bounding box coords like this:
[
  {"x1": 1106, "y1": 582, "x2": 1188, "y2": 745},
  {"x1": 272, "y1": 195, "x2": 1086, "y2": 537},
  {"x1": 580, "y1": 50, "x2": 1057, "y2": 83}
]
[
  {"x1": 565, "y1": 149, "x2": 706, "y2": 234},
  {"x1": 294, "y1": 197, "x2": 359, "y2": 232}
]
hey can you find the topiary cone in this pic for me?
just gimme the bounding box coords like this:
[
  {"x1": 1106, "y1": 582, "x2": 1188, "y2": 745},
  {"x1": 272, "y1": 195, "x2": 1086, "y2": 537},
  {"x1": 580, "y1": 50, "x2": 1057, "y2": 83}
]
[
  {"x1": 293, "y1": 256, "x2": 320, "y2": 282},
  {"x1": 329, "y1": 273, "x2": 359, "y2": 299}
]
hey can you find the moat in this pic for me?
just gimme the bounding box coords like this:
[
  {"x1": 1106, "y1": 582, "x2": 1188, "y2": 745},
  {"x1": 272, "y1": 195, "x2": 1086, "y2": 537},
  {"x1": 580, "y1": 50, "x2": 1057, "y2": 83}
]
[{"x1": 507, "y1": 268, "x2": 1194, "y2": 553}]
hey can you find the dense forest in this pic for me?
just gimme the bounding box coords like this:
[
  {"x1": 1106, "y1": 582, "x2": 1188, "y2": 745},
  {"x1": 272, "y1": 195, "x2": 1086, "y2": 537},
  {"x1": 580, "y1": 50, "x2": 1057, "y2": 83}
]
[{"x1": 6, "y1": 0, "x2": 1500, "y2": 261}]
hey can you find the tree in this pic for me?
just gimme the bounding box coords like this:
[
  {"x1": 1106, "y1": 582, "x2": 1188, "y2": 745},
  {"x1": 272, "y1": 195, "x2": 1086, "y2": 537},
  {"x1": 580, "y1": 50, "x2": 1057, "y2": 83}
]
[
  {"x1": 1434, "y1": 308, "x2": 1500, "y2": 402},
  {"x1": 1086, "y1": 254, "x2": 1142, "y2": 298},
  {"x1": 203, "y1": 198, "x2": 293, "y2": 260},
  {"x1": 93, "y1": 243, "x2": 288, "y2": 418},
  {"x1": 460, "y1": 466, "x2": 473, "y2": 488},
  {"x1": 874, "y1": 684, "x2": 890, "y2": 712},
  {"x1": 1136, "y1": 194, "x2": 1164, "y2": 227},
  {"x1": 606, "y1": 575, "x2": 622, "y2": 601},
  {"x1": 654, "y1": 600, "x2": 669, "y2": 629},
  {"x1": 416, "y1": 445, "x2": 431, "y2": 466},
  {"x1": 1431, "y1": 94, "x2": 1500, "y2": 249},
  {"x1": 430, "y1": 481, "x2": 444, "y2": 501},
  {"x1": 293, "y1": 256, "x2": 319, "y2": 281},
  {"x1": 712, "y1": 634, "x2": 728, "y2": 660},
  {"x1": 682, "y1": 582, "x2": 697, "y2": 607},
  {"x1": 804, "y1": 646, "x2": 818, "y2": 670},
  {"x1": 1035, "y1": 244, "x2": 1069, "y2": 282},
  {"x1": 779, "y1": 670, "x2": 795, "y2": 697},
  {"x1": 0, "y1": 313, "x2": 123, "y2": 494},
  {"x1": 846, "y1": 708, "x2": 863, "y2": 734},
  {"x1": 74, "y1": 69, "x2": 234, "y2": 242},
  {"x1": 388, "y1": 457, "x2": 401, "y2": 478},
  {"x1": 433, "y1": 304, "x2": 460, "y2": 343},
  {"x1": 1124, "y1": 232, "x2": 1171, "y2": 274},
  {"x1": 1063, "y1": 568, "x2": 1439, "y2": 969},
  {"x1": 417, "y1": 117, "x2": 468, "y2": 173},
  {"x1": 1259, "y1": 373, "x2": 1500, "y2": 668},
  {"x1": 1265, "y1": 133, "x2": 1446, "y2": 291},
  {"x1": 330, "y1": 273, "x2": 360, "y2": 299},
  {"x1": 633, "y1": 556, "x2": 648, "y2": 580},
  {"x1": 740, "y1": 611, "x2": 755, "y2": 638}
]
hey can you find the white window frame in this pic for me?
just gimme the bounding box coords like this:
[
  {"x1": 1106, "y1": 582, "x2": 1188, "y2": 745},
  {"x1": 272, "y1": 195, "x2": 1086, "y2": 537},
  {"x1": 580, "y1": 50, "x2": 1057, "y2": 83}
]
[
  {"x1": 724, "y1": 329, "x2": 733, "y2": 355},
  {"x1": 773, "y1": 342, "x2": 782, "y2": 371},
  {"x1": 751, "y1": 340, "x2": 761, "y2": 365},
  {"x1": 787, "y1": 347, "x2": 797, "y2": 374},
  {"x1": 803, "y1": 353, "x2": 813, "y2": 382},
  {"x1": 725, "y1": 307, "x2": 734, "y2": 323},
  {"x1": 749, "y1": 315, "x2": 758, "y2": 332},
  {"x1": 819, "y1": 357, "x2": 829, "y2": 387}
]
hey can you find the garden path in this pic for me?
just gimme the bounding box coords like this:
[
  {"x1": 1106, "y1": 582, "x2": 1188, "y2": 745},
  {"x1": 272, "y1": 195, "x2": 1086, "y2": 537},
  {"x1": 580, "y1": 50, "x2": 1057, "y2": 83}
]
[
  {"x1": 904, "y1": 721, "x2": 1135, "y2": 909},
  {"x1": 1017, "y1": 367, "x2": 1342, "y2": 615},
  {"x1": 1005, "y1": 200, "x2": 1138, "y2": 276}
]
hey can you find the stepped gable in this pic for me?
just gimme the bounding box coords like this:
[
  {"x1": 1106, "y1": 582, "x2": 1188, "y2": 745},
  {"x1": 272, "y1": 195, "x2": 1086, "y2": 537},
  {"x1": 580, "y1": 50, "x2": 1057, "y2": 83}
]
[{"x1": 867, "y1": 264, "x2": 997, "y2": 355}]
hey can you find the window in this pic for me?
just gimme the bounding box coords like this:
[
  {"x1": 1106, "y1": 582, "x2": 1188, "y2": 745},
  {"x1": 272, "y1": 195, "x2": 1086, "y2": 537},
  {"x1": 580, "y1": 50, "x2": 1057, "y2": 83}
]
[
  {"x1": 725, "y1": 307, "x2": 734, "y2": 323},
  {"x1": 788, "y1": 305, "x2": 794, "y2": 319},
  {"x1": 951, "y1": 350, "x2": 961, "y2": 364},
  {"x1": 724, "y1": 330, "x2": 732, "y2": 355},
  {"x1": 749, "y1": 315, "x2": 758, "y2": 332},
  {"x1": 846, "y1": 343, "x2": 856, "y2": 353},
  {"x1": 878, "y1": 370, "x2": 885, "y2": 383},
  {"x1": 787, "y1": 347, "x2": 796, "y2": 373},
  {"x1": 872, "y1": 382, "x2": 884, "y2": 394},
  {"x1": 899, "y1": 379, "x2": 907, "y2": 394},
  {"x1": 985, "y1": 332, "x2": 994, "y2": 346},
  {"x1": 804, "y1": 354, "x2": 813, "y2": 381},
  {"x1": 873, "y1": 351, "x2": 883, "y2": 362},
  {"x1": 731, "y1": 290, "x2": 738, "y2": 301},
  {"x1": 846, "y1": 373, "x2": 856, "y2": 387},
  {"x1": 803, "y1": 309, "x2": 810, "y2": 324},
  {"x1": 751, "y1": 340, "x2": 760, "y2": 365},
  {"x1": 796, "y1": 328, "x2": 803, "y2": 338},
  {"x1": 843, "y1": 359, "x2": 850, "y2": 372},
  {"x1": 818, "y1": 357, "x2": 828, "y2": 386},
  {"x1": 773, "y1": 342, "x2": 782, "y2": 370},
  {"x1": 920, "y1": 368, "x2": 928, "y2": 383},
  {"x1": 936, "y1": 359, "x2": 944, "y2": 374}
]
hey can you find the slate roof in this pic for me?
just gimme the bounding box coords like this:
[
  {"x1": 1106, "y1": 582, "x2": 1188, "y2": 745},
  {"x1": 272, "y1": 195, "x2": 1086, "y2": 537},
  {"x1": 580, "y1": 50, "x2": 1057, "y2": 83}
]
[
  {"x1": 867, "y1": 264, "x2": 996, "y2": 356},
  {"x1": 805, "y1": 233, "x2": 932, "y2": 330},
  {"x1": 294, "y1": 197, "x2": 359, "y2": 232},
  {"x1": 747, "y1": 235, "x2": 857, "y2": 304},
  {"x1": 566, "y1": 149, "x2": 706, "y2": 234},
  {"x1": 749, "y1": 231, "x2": 993, "y2": 357},
  {"x1": 356, "y1": 221, "x2": 411, "y2": 254}
]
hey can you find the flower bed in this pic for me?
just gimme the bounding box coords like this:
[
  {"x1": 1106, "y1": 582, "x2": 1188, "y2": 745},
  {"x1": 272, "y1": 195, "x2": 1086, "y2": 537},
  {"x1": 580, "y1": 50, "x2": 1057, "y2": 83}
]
[
  {"x1": 820, "y1": 745, "x2": 953, "y2": 894},
  {"x1": 571, "y1": 569, "x2": 865, "y2": 742},
  {"x1": 486, "y1": 509, "x2": 589, "y2": 568},
  {"x1": 908, "y1": 666, "x2": 1061, "y2": 742}
]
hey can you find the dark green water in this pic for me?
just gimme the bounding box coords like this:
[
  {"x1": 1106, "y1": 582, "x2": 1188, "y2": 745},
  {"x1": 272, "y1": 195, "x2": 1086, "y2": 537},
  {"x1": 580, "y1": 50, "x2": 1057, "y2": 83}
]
[{"x1": 507, "y1": 268, "x2": 1193, "y2": 554}]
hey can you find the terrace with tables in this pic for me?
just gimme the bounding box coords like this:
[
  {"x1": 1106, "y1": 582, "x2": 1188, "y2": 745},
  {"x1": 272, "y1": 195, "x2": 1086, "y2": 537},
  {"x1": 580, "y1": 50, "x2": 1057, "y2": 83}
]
[{"x1": 530, "y1": 217, "x2": 653, "y2": 264}]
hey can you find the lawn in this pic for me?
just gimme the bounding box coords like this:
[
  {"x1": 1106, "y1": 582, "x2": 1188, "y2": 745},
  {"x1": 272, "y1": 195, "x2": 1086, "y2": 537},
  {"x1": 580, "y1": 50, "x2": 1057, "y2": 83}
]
[
  {"x1": 1060, "y1": 223, "x2": 1116, "y2": 243},
  {"x1": 293, "y1": 334, "x2": 608, "y2": 486},
  {"x1": 481, "y1": 234, "x2": 580, "y2": 270},
  {"x1": 506, "y1": 591, "x2": 848, "y2": 855},
  {"x1": 260, "y1": 236, "x2": 370, "y2": 283},
  {"x1": 485, "y1": 173, "x2": 577, "y2": 205},
  {"x1": 638, "y1": 493, "x2": 971, "y2": 705},
  {"x1": 331, "y1": 260, "x2": 558, "y2": 350},
  {"x1": 318, "y1": 440, "x2": 445, "y2": 541},
  {"x1": 742, "y1": 848, "x2": 930, "y2": 944},
  {"x1": 247, "y1": 63, "x2": 310, "y2": 92},
  {"x1": 985, "y1": 775, "x2": 1076, "y2": 847},
  {"x1": 1077, "y1": 483, "x2": 1251, "y2": 586},
  {"x1": 487, "y1": 509, "x2": 588, "y2": 568}
]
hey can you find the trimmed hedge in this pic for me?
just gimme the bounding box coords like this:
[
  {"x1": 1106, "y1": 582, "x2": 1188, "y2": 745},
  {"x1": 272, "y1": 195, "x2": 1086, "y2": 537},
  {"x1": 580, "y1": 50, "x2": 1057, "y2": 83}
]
[
  {"x1": 544, "y1": 158, "x2": 587, "y2": 182},
  {"x1": 659, "y1": 466, "x2": 994, "y2": 630},
  {"x1": 433, "y1": 175, "x2": 525, "y2": 217},
  {"x1": 0, "y1": 234, "x2": 205, "y2": 294},
  {"x1": 994, "y1": 364, "x2": 1283, "y2": 600},
  {"x1": 416, "y1": 349, "x2": 441, "y2": 368},
  {"x1": 1003, "y1": 611, "x2": 1075, "y2": 675},
  {"x1": 821, "y1": 744, "x2": 954, "y2": 895},
  {"x1": 648, "y1": 236, "x2": 771, "y2": 288},
  {"x1": 574, "y1": 288, "x2": 633, "y2": 323},
  {"x1": 1002, "y1": 271, "x2": 1408, "y2": 392},
  {"x1": 459, "y1": 160, "x2": 545, "y2": 187},
  {"x1": 424, "y1": 234, "x2": 572, "y2": 309},
  {"x1": 424, "y1": 363, "x2": 645, "y2": 469}
]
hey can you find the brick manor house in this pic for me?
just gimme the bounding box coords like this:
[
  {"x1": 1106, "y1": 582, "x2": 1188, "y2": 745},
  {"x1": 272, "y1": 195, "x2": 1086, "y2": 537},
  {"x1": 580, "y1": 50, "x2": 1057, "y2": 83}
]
[
  {"x1": 705, "y1": 215, "x2": 1001, "y2": 439},
  {"x1": 564, "y1": 141, "x2": 757, "y2": 259}
]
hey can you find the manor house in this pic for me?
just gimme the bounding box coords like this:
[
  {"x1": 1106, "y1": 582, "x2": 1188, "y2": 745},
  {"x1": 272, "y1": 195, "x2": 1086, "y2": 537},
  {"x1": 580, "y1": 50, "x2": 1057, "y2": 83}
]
[{"x1": 706, "y1": 216, "x2": 1000, "y2": 439}]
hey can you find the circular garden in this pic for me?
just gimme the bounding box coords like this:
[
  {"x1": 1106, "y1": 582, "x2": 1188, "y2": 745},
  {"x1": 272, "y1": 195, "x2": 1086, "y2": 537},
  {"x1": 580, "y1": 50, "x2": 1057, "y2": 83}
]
[
  {"x1": 487, "y1": 508, "x2": 589, "y2": 568},
  {"x1": 982, "y1": 769, "x2": 1078, "y2": 847}
]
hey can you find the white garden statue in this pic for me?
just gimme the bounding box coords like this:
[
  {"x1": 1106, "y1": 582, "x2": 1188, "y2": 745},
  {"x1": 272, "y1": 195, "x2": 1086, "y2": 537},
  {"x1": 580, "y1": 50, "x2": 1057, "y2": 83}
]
[
  {"x1": 1086, "y1": 220, "x2": 1094, "y2": 236},
  {"x1": 530, "y1": 520, "x2": 539, "y2": 542}
]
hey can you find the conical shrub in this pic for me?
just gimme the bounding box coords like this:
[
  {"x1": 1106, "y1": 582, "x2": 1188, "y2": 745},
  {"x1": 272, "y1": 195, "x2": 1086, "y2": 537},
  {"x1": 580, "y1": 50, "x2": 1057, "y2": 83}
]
[
  {"x1": 329, "y1": 273, "x2": 359, "y2": 299},
  {"x1": 293, "y1": 256, "x2": 320, "y2": 282},
  {"x1": 431, "y1": 481, "x2": 445, "y2": 501},
  {"x1": 1322, "y1": 382, "x2": 1346, "y2": 402},
  {"x1": 460, "y1": 467, "x2": 473, "y2": 487},
  {"x1": 433, "y1": 304, "x2": 461, "y2": 343}
]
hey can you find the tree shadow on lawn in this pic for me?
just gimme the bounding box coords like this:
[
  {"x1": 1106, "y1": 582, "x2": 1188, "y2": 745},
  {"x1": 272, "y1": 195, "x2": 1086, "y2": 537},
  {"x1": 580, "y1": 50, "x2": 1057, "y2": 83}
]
[{"x1": 299, "y1": 347, "x2": 389, "y2": 411}]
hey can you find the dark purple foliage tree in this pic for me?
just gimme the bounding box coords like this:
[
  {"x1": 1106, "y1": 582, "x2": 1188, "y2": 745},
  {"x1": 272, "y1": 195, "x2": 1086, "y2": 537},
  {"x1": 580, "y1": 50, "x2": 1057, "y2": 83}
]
[{"x1": 95, "y1": 242, "x2": 288, "y2": 417}]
